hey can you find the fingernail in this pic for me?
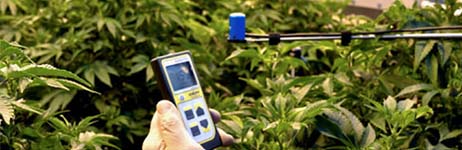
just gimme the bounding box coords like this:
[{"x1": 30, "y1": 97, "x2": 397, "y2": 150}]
[{"x1": 157, "y1": 101, "x2": 172, "y2": 115}]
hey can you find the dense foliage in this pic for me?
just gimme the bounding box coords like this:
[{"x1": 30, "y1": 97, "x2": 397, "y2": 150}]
[{"x1": 1, "y1": 0, "x2": 462, "y2": 149}]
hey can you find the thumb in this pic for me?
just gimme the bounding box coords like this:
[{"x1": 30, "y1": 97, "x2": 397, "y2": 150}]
[{"x1": 156, "y1": 100, "x2": 202, "y2": 150}]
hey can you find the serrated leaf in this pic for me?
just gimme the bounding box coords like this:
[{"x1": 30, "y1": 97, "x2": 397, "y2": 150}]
[
  {"x1": 94, "y1": 66, "x2": 112, "y2": 87},
  {"x1": 240, "y1": 78, "x2": 271, "y2": 95},
  {"x1": 442, "y1": 42, "x2": 452, "y2": 66},
  {"x1": 416, "y1": 106, "x2": 433, "y2": 118},
  {"x1": 0, "y1": 47, "x2": 28, "y2": 61},
  {"x1": 43, "y1": 78, "x2": 70, "y2": 91},
  {"x1": 57, "y1": 79, "x2": 100, "y2": 94},
  {"x1": 77, "y1": 115, "x2": 99, "y2": 130},
  {"x1": 135, "y1": 15, "x2": 145, "y2": 29},
  {"x1": 128, "y1": 55, "x2": 149, "y2": 75},
  {"x1": 323, "y1": 109, "x2": 352, "y2": 136},
  {"x1": 384, "y1": 96, "x2": 397, "y2": 111},
  {"x1": 8, "y1": 64, "x2": 91, "y2": 87},
  {"x1": 441, "y1": 129, "x2": 462, "y2": 141},
  {"x1": 221, "y1": 119, "x2": 242, "y2": 134},
  {"x1": 146, "y1": 64, "x2": 154, "y2": 82},
  {"x1": 338, "y1": 106, "x2": 364, "y2": 142},
  {"x1": 0, "y1": 0, "x2": 7, "y2": 15},
  {"x1": 370, "y1": 114, "x2": 386, "y2": 132},
  {"x1": 360, "y1": 124, "x2": 376, "y2": 147},
  {"x1": 291, "y1": 83, "x2": 313, "y2": 102},
  {"x1": 97, "y1": 19, "x2": 105, "y2": 31},
  {"x1": 11, "y1": 99, "x2": 42, "y2": 115},
  {"x1": 396, "y1": 84, "x2": 434, "y2": 97},
  {"x1": 7, "y1": 0, "x2": 16, "y2": 15},
  {"x1": 48, "y1": 117, "x2": 69, "y2": 131},
  {"x1": 414, "y1": 40, "x2": 436, "y2": 71},
  {"x1": 105, "y1": 19, "x2": 117, "y2": 38},
  {"x1": 0, "y1": 40, "x2": 10, "y2": 50},
  {"x1": 397, "y1": 98, "x2": 416, "y2": 111},
  {"x1": 322, "y1": 77, "x2": 334, "y2": 96},
  {"x1": 96, "y1": 61, "x2": 119, "y2": 76},
  {"x1": 315, "y1": 115, "x2": 351, "y2": 146},
  {"x1": 422, "y1": 90, "x2": 439, "y2": 106},
  {"x1": 426, "y1": 55, "x2": 439, "y2": 87},
  {"x1": 18, "y1": 78, "x2": 32, "y2": 93},
  {"x1": 42, "y1": 90, "x2": 76, "y2": 115},
  {"x1": 225, "y1": 49, "x2": 259, "y2": 61},
  {"x1": 263, "y1": 121, "x2": 279, "y2": 131},
  {"x1": 0, "y1": 97, "x2": 14, "y2": 125}
]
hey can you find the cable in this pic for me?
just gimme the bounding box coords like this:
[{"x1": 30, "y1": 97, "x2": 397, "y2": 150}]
[{"x1": 245, "y1": 25, "x2": 462, "y2": 38}]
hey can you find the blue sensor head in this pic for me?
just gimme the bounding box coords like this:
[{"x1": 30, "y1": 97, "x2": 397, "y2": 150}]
[{"x1": 229, "y1": 13, "x2": 246, "y2": 42}]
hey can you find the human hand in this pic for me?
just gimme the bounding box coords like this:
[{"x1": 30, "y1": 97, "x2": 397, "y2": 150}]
[{"x1": 142, "y1": 100, "x2": 234, "y2": 150}]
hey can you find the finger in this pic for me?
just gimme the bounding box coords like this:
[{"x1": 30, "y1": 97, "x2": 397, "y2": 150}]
[
  {"x1": 209, "y1": 109, "x2": 221, "y2": 123},
  {"x1": 217, "y1": 128, "x2": 235, "y2": 146},
  {"x1": 142, "y1": 112, "x2": 163, "y2": 150},
  {"x1": 156, "y1": 100, "x2": 203, "y2": 150}
]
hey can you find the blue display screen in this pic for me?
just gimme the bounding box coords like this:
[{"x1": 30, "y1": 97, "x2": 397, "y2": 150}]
[{"x1": 166, "y1": 62, "x2": 197, "y2": 91}]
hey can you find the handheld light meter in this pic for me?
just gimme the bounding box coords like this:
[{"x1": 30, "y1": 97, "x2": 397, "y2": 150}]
[{"x1": 151, "y1": 51, "x2": 222, "y2": 149}]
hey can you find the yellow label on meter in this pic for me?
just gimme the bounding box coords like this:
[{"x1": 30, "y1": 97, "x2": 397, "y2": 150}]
[{"x1": 174, "y1": 88, "x2": 203, "y2": 103}]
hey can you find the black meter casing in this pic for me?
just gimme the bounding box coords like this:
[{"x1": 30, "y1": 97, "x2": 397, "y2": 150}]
[{"x1": 151, "y1": 51, "x2": 222, "y2": 150}]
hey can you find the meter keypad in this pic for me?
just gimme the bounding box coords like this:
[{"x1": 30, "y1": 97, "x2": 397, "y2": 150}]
[
  {"x1": 175, "y1": 88, "x2": 214, "y2": 143},
  {"x1": 184, "y1": 109, "x2": 194, "y2": 120},
  {"x1": 190, "y1": 125, "x2": 201, "y2": 136},
  {"x1": 200, "y1": 119, "x2": 209, "y2": 128},
  {"x1": 196, "y1": 106, "x2": 205, "y2": 116}
]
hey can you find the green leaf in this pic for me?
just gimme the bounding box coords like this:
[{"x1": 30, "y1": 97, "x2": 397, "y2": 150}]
[
  {"x1": 360, "y1": 124, "x2": 376, "y2": 147},
  {"x1": 83, "y1": 68, "x2": 95, "y2": 86},
  {"x1": 0, "y1": 40, "x2": 10, "y2": 50},
  {"x1": 11, "y1": 99, "x2": 42, "y2": 115},
  {"x1": 426, "y1": 55, "x2": 439, "y2": 87},
  {"x1": 322, "y1": 77, "x2": 334, "y2": 96},
  {"x1": 240, "y1": 78, "x2": 272, "y2": 95},
  {"x1": 146, "y1": 64, "x2": 154, "y2": 82},
  {"x1": 128, "y1": 55, "x2": 150, "y2": 75},
  {"x1": 338, "y1": 106, "x2": 364, "y2": 143},
  {"x1": 8, "y1": 64, "x2": 92, "y2": 87},
  {"x1": 397, "y1": 98, "x2": 416, "y2": 111},
  {"x1": 6, "y1": 0, "x2": 16, "y2": 15},
  {"x1": 0, "y1": 47, "x2": 28, "y2": 61},
  {"x1": 94, "y1": 66, "x2": 112, "y2": 87},
  {"x1": 40, "y1": 90, "x2": 76, "y2": 115},
  {"x1": 323, "y1": 109, "x2": 353, "y2": 136},
  {"x1": 395, "y1": 83, "x2": 434, "y2": 97},
  {"x1": 105, "y1": 18, "x2": 119, "y2": 38},
  {"x1": 91, "y1": 61, "x2": 118, "y2": 86},
  {"x1": 370, "y1": 114, "x2": 386, "y2": 132},
  {"x1": 442, "y1": 42, "x2": 452, "y2": 66},
  {"x1": 384, "y1": 96, "x2": 397, "y2": 111},
  {"x1": 48, "y1": 117, "x2": 69, "y2": 131},
  {"x1": 0, "y1": 97, "x2": 14, "y2": 125},
  {"x1": 422, "y1": 90, "x2": 439, "y2": 106},
  {"x1": 18, "y1": 78, "x2": 32, "y2": 93},
  {"x1": 56, "y1": 79, "x2": 100, "y2": 94},
  {"x1": 43, "y1": 78, "x2": 70, "y2": 91},
  {"x1": 315, "y1": 115, "x2": 352, "y2": 146},
  {"x1": 135, "y1": 15, "x2": 145, "y2": 29},
  {"x1": 291, "y1": 83, "x2": 313, "y2": 102},
  {"x1": 225, "y1": 49, "x2": 259, "y2": 61},
  {"x1": 441, "y1": 129, "x2": 462, "y2": 141},
  {"x1": 77, "y1": 115, "x2": 99, "y2": 130},
  {"x1": 414, "y1": 40, "x2": 436, "y2": 71},
  {"x1": 97, "y1": 19, "x2": 105, "y2": 31},
  {"x1": 415, "y1": 106, "x2": 433, "y2": 118}
]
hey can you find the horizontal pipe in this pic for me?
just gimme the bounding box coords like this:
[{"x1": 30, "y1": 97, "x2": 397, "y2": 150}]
[{"x1": 245, "y1": 33, "x2": 462, "y2": 42}]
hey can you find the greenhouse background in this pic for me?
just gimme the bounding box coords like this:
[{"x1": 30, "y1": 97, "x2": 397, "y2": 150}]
[{"x1": 1, "y1": 0, "x2": 462, "y2": 149}]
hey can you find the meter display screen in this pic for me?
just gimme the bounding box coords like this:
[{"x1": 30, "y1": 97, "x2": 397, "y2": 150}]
[{"x1": 166, "y1": 62, "x2": 197, "y2": 91}]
